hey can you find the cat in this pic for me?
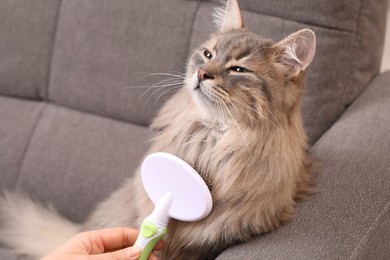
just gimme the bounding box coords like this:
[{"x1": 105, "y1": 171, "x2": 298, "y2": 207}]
[{"x1": 0, "y1": 0, "x2": 316, "y2": 259}]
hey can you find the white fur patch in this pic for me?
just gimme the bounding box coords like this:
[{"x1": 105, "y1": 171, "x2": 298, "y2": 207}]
[
  {"x1": 212, "y1": 5, "x2": 226, "y2": 29},
  {"x1": 212, "y1": 0, "x2": 242, "y2": 32},
  {"x1": 0, "y1": 193, "x2": 80, "y2": 258},
  {"x1": 284, "y1": 43, "x2": 303, "y2": 66},
  {"x1": 277, "y1": 29, "x2": 316, "y2": 75}
]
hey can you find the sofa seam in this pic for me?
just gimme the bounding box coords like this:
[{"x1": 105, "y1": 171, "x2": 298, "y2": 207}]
[
  {"x1": 340, "y1": 0, "x2": 364, "y2": 111},
  {"x1": 349, "y1": 199, "x2": 390, "y2": 259},
  {"x1": 43, "y1": 0, "x2": 63, "y2": 101},
  {"x1": 13, "y1": 102, "x2": 47, "y2": 188},
  {"x1": 320, "y1": 0, "x2": 364, "y2": 145}
]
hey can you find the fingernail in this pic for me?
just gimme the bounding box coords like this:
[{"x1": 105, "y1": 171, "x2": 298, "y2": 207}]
[{"x1": 125, "y1": 245, "x2": 142, "y2": 257}]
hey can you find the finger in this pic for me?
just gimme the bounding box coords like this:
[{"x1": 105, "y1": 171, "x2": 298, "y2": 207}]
[
  {"x1": 91, "y1": 245, "x2": 142, "y2": 260},
  {"x1": 95, "y1": 227, "x2": 140, "y2": 251},
  {"x1": 74, "y1": 227, "x2": 140, "y2": 254}
]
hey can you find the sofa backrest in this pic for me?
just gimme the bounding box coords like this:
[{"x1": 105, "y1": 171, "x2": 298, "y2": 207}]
[{"x1": 0, "y1": 0, "x2": 387, "y2": 142}]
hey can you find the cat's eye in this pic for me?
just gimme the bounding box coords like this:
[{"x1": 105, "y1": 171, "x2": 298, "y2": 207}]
[
  {"x1": 203, "y1": 50, "x2": 213, "y2": 59},
  {"x1": 230, "y1": 66, "x2": 248, "y2": 73}
]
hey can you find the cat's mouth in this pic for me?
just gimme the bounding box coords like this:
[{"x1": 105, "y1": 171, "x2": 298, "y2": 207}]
[{"x1": 194, "y1": 82, "x2": 217, "y2": 104}]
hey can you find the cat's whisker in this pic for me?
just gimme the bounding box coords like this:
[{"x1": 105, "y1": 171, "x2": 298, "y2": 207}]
[
  {"x1": 132, "y1": 71, "x2": 185, "y2": 98},
  {"x1": 135, "y1": 77, "x2": 184, "y2": 100},
  {"x1": 217, "y1": 98, "x2": 228, "y2": 125},
  {"x1": 134, "y1": 72, "x2": 186, "y2": 81},
  {"x1": 153, "y1": 85, "x2": 183, "y2": 104},
  {"x1": 219, "y1": 97, "x2": 249, "y2": 148},
  {"x1": 228, "y1": 96, "x2": 287, "y2": 138},
  {"x1": 137, "y1": 81, "x2": 183, "y2": 102},
  {"x1": 130, "y1": 75, "x2": 182, "y2": 89},
  {"x1": 225, "y1": 99, "x2": 256, "y2": 157},
  {"x1": 142, "y1": 83, "x2": 183, "y2": 111},
  {"x1": 123, "y1": 78, "x2": 183, "y2": 90},
  {"x1": 229, "y1": 96, "x2": 274, "y2": 125},
  {"x1": 262, "y1": 106, "x2": 284, "y2": 135},
  {"x1": 217, "y1": 100, "x2": 224, "y2": 123}
]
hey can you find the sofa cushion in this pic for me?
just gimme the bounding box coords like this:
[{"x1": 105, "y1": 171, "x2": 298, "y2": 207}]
[
  {"x1": 0, "y1": 97, "x2": 45, "y2": 189},
  {"x1": 13, "y1": 104, "x2": 152, "y2": 223},
  {"x1": 0, "y1": 0, "x2": 60, "y2": 100},
  {"x1": 48, "y1": 0, "x2": 388, "y2": 141},
  {"x1": 48, "y1": 0, "x2": 199, "y2": 126},
  {"x1": 1, "y1": 0, "x2": 385, "y2": 142}
]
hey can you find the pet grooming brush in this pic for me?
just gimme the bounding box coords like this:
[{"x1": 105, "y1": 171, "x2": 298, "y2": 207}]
[{"x1": 134, "y1": 152, "x2": 213, "y2": 260}]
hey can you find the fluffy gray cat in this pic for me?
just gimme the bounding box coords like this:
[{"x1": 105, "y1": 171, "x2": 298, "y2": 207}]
[{"x1": 0, "y1": 0, "x2": 316, "y2": 259}]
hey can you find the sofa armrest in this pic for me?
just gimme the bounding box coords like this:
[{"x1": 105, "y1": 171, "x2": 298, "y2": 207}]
[{"x1": 217, "y1": 71, "x2": 390, "y2": 260}]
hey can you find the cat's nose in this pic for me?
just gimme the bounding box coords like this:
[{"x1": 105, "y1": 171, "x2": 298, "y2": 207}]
[{"x1": 198, "y1": 68, "x2": 214, "y2": 81}]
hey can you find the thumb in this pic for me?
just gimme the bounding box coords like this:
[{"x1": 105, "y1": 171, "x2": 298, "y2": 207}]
[{"x1": 92, "y1": 245, "x2": 142, "y2": 260}]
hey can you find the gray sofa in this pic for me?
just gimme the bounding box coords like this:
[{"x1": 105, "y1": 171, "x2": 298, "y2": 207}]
[{"x1": 1, "y1": 0, "x2": 389, "y2": 259}]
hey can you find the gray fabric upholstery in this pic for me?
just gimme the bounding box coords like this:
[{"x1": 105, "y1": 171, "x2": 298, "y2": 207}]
[
  {"x1": 0, "y1": 0, "x2": 388, "y2": 259},
  {"x1": 0, "y1": 97, "x2": 45, "y2": 189},
  {"x1": 0, "y1": 0, "x2": 61, "y2": 99},
  {"x1": 14, "y1": 104, "x2": 152, "y2": 223},
  {"x1": 1, "y1": 0, "x2": 386, "y2": 140},
  {"x1": 48, "y1": 0, "x2": 199, "y2": 126}
]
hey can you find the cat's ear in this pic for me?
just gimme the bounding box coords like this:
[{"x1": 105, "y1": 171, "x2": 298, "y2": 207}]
[
  {"x1": 213, "y1": 0, "x2": 244, "y2": 32},
  {"x1": 275, "y1": 29, "x2": 316, "y2": 77}
]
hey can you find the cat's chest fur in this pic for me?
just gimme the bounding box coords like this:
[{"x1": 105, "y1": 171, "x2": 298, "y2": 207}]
[
  {"x1": 149, "y1": 88, "x2": 241, "y2": 185},
  {"x1": 153, "y1": 118, "x2": 232, "y2": 186},
  {"x1": 149, "y1": 87, "x2": 274, "y2": 204}
]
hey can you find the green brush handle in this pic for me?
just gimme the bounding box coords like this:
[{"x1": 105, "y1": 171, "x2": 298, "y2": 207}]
[{"x1": 135, "y1": 218, "x2": 167, "y2": 260}]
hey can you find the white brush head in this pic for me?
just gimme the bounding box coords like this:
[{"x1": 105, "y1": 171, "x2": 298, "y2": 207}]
[{"x1": 141, "y1": 152, "x2": 213, "y2": 222}]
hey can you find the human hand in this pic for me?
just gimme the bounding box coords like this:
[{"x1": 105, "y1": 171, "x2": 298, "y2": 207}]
[{"x1": 42, "y1": 227, "x2": 163, "y2": 260}]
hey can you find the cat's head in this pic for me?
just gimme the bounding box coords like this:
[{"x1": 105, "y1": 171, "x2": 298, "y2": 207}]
[{"x1": 186, "y1": 0, "x2": 316, "y2": 126}]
